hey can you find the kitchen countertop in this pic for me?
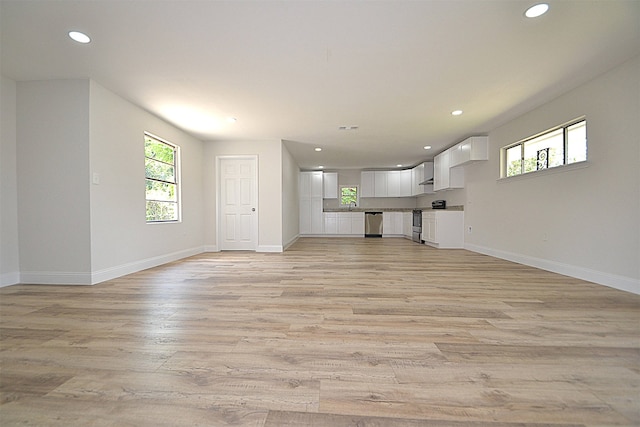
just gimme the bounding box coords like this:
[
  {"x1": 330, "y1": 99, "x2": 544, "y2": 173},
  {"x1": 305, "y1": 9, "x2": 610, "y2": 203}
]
[{"x1": 323, "y1": 206, "x2": 464, "y2": 213}]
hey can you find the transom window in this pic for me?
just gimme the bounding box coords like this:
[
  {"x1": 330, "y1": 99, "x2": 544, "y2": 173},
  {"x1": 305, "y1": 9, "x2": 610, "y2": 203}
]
[
  {"x1": 144, "y1": 133, "x2": 180, "y2": 222},
  {"x1": 503, "y1": 119, "x2": 587, "y2": 178},
  {"x1": 340, "y1": 185, "x2": 359, "y2": 207}
]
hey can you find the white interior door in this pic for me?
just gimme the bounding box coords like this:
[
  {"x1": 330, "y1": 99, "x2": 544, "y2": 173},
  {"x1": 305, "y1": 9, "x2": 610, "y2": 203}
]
[{"x1": 219, "y1": 156, "x2": 257, "y2": 251}]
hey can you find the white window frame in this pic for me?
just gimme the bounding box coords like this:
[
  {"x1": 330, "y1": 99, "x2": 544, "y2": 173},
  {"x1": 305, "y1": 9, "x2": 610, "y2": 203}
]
[
  {"x1": 144, "y1": 132, "x2": 181, "y2": 223},
  {"x1": 501, "y1": 118, "x2": 587, "y2": 179}
]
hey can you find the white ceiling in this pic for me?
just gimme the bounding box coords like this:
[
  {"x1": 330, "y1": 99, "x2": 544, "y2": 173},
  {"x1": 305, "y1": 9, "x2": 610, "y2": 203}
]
[{"x1": 2, "y1": 0, "x2": 639, "y2": 170}]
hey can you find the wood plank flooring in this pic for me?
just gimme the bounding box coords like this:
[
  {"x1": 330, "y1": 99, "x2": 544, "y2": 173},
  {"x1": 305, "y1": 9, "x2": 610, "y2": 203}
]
[{"x1": 1, "y1": 237, "x2": 639, "y2": 426}]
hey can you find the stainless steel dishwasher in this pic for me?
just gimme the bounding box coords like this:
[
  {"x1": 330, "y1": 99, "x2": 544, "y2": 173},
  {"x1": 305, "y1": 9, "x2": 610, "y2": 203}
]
[{"x1": 365, "y1": 212, "x2": 383, "y2": 237}]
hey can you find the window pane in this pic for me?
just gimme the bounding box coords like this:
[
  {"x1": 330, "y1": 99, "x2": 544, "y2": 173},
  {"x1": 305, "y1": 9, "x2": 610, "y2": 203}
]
[
  {"x1": 524, "y1": 128, "x2": 563, "y2": 172},
  {"x1": 146, "y1": 179, "x2": 177, "y2": 202},
  {"x1": 567, "y1": 120, "x2": 587, "y2": 163},
  {"x1": 340, "y1": 186, "x2": 357, "y2": 205},
  {"x1": 145, "y1": 137, "x2": 174, "y2": 164},
  {"x1": 145, "y1": 158, "x2": 175, "y2": 182},
  {"x1": 506, "y1": 145, "x2": 522, "y2": 177},
  {"x1": 145, "y1": 133, "x2": 179, "y2": 223},
  {"x1": 146, "y1": 201, "x2": 178, "y2": 222}
]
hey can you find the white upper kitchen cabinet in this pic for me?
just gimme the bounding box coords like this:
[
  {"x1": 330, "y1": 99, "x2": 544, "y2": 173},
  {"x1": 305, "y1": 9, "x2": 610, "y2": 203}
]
[
  {"x1": 450, "y1": 136, "x2": 489, "y2": 167},
  {"x1": 362, "y1": 170, "x2": 413, "y2": 198},
  {"x1": 433, "y1": 151, "x2": 449, "y2": 191},
  {"x1": 386, "y1": 170, "x2": 412, "y2": 197},
  {"x1": 323, "y1": 172, "x2": 338, "y2": 199},
  {"x1": 400, "y1": 169, "x2": 413, "y2": 197},
  {"x1": 386, "y1": 171, "x2": 401, "y2": 197},
  {"x1": 300, "y1": 171, "x2": 323, "y2": 198},
  {"x1": 360, "y1": 171, "x2": 375, "y2": 198},
  {"x1": 411, "y1": 163, "x2": 424, "y2": 196},
  {"x1": 300, "y1": 171, "x2": 324, "y2": 235},
  {"x1": 311, "y1": 171, "x2": 323, "y2": 197},
  {"x1": 434, "y1": 150, "x2": 464, "y2": 191},
  {"x1": 412, "y1": 162, "x2": 434, "y2": 195},
  {"x1": 374, "y1": 171, "x2": 388, "y2": 197}
]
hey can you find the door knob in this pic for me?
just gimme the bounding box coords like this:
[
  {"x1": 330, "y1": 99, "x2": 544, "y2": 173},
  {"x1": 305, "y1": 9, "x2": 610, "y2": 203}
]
[{"x1": 252, "y1": 208, "x2": 256, "y2": 211}]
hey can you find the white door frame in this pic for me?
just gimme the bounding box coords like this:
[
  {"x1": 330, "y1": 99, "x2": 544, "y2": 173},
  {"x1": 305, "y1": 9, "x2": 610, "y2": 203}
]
[{"x1": 216, "y1": 155, "x2": 258, "y2": 251}]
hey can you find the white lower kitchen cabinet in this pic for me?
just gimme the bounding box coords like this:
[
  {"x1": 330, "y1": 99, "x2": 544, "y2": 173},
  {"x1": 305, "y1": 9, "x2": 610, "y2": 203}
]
[
  {"x1": 300, "y1": 197, "x2": 323, "y2": 235},
  {"x1": 323, "y1": 213, "x2": 337, "y2": 234},
  {"x1": 324, "y1": 212, "x2": 364, "y2": 235},
  {"x1": 338, "y1": 213, "x2": 351, "y2": 234},
  {"x1": 351, "y1": 212, "x2": 365, "y2": 235},
  {"x1": 383, "y1": 211, "x2": 404, "y2": 236},
  {"x1": 421, "y1": 211, "x2": 464, "y2": 248},
  {"x1": 402, "y1": 212, "x2": 412, "y2": 239}
]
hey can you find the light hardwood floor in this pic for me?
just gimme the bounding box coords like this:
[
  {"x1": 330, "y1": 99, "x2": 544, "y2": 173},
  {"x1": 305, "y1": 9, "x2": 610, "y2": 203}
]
[{"x1": 1, "y1": 237, "x2": 639, "y2": 426}]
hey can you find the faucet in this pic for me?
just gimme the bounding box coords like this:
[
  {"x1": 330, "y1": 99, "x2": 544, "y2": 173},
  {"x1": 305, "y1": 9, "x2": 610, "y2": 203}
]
[{"x1": 349, "y1": 201, "x2": 357, "y2": 211}]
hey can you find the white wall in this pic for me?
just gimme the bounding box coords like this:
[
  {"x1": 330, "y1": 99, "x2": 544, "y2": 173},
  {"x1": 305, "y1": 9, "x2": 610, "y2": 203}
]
[
  {"x1": 203, "y1": 139, "x2": 283, "y2": 252},
  {"x1": 7, "y1": 78, "x2": 205, "y2": 285},
  {"x1": 281, "y1": 143, "x2": 299, "y2": 249},
  {"x1": 88, "y1": 81, "x2": 205, "y2": 283},
  {"x1": 464, "y1": 55, "x2": 640, "y2": 294},
  {"x1": 0, "y1": 76, "x2": 20, "y2": 286},
  {"x1": 17, "y1": 80, "x2": 93, "y2": 284}
]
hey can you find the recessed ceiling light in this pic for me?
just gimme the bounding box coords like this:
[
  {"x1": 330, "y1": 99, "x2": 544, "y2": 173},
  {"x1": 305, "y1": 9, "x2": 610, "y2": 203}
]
[
  {"x1": 396, "y1": 164, "x2": 403, "y2": 168},
  {"x1": 451, "y1": 110, "x2": 463, "y2": 116},
  {"x1": 525, "y1": 3, "x2": 549, "y2": 18},
  {"x1": 68, "y1": 31, "x2": 91, "y2": 44},
  {"x1": 315, "y1": 147, "x2": 322, "y2": 152},
  {"x1": 424, "y1": 145, "x2": 432, "y2": 150},
  {"x1": 318, "y1": 165, "x2": 324, "y2": 169}
]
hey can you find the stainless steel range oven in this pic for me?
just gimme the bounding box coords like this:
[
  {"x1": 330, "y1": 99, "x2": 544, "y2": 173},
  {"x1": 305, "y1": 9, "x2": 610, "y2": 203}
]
[{"x1": 412, "y1": 209, "x2": 422, "y2": 243}]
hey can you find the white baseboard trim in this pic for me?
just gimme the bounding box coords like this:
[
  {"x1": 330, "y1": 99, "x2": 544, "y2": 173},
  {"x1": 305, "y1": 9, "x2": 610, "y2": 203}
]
[
  {"x1": 257, "y1": 245, "x2": 283, "y2": 253},
  {"x1": 465, "y1": 243, "x2": 640, "y2": 295},
  {"x1": 321, "y1": 234, "x2": 366, "y2": 238},
  {"x1": 20, "y1": 271, "x2": 93, "y2": 286},
  {"x1": 283, "y1": 235, "x2": 299, "y2": 251},
  {"x1": 204, "y1": 243, "x2": 288, "y2": 253},
  {"x1": 2, "y1": 247, "x2": 207, "y2": 287},
  {"x1": 90, "y1": 246, "x2": 204, "y2": 285},
  {"x1": 0, "y1": 271, "x2": 21, "y2": 288}
]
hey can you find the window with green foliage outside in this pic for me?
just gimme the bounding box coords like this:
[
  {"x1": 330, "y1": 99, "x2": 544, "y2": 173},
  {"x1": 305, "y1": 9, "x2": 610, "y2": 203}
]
[
  {"x1": 145, "y1": 133, "x2": 179, "y2": 222},
  {"x1": 340, "y1": 186, "x2": 359, "y2": 207},
  {"x1": 503, "y1": 119, "x2": 586, "y2": 178}
]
